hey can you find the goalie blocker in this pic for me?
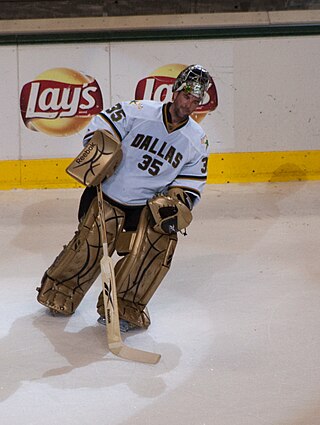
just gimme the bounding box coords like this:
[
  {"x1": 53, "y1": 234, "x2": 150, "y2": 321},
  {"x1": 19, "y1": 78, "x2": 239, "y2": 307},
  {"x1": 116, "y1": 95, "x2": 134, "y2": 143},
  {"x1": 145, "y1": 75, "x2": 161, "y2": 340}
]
[{"x1": 66, "y1": 129, "x2": 122, "y2": 187}]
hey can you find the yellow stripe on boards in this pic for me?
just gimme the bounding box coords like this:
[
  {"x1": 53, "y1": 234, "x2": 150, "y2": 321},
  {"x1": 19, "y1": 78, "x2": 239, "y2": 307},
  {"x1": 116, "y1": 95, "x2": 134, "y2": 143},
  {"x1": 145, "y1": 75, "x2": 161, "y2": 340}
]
[
  {"x1": 207, "y1": 150, "x2": 320, "y2": 184},
  {"x1": 0, "y1": 158, "x2": 82, "y2": 190},
  {"x1": 0, "y1": 150, "x2": 320, "y2": 190}
]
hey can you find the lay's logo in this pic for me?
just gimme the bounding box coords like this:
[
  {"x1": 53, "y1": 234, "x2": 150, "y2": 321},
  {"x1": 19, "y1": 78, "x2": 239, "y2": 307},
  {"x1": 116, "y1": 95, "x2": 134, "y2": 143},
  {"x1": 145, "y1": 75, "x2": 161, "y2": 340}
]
[
  {"x1": 20, "y1": 68, "x2": 103, "y2": 137},
  {"x1": 135, "y1": 76, "x2": 175, "y2": 103},
  {"x1": 135, "y1": 63, "x2": 218, "y2": 123}
]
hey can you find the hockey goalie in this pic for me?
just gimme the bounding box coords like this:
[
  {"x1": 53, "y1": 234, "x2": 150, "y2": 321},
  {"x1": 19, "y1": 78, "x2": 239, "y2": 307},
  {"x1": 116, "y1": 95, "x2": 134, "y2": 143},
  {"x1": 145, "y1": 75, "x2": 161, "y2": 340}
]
[{"x1": 37, "y1": 64, "x2": 217, "y2": 334}]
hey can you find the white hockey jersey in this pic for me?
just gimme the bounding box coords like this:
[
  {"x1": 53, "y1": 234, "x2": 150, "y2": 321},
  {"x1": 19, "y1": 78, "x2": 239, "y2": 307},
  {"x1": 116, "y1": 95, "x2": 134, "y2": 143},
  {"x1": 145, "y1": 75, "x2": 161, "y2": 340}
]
[{"x1": 83, "y1": 100, "x2": 209, "y2": 206}]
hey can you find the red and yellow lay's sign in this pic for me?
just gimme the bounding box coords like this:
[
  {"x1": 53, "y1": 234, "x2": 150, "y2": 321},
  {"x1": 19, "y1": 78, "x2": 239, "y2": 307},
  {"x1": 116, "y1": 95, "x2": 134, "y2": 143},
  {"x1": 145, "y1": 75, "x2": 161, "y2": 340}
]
[
  {"x1": 135, "y1": 63, "x2": 218, "y2": 123},
  {"x1": 20, "y1": 68, "x2": 103, "y2": 137},
  {"x1": 20, "y1": 64, "x2": 217, "y2": 137}
]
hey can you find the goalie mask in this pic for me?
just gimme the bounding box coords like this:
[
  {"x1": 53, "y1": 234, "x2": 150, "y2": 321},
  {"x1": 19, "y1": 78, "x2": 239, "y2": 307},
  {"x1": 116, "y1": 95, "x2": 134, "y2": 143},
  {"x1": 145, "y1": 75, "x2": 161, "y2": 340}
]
[{"x1": 172, "y1": 64, "x2": 211, "y2": 102}]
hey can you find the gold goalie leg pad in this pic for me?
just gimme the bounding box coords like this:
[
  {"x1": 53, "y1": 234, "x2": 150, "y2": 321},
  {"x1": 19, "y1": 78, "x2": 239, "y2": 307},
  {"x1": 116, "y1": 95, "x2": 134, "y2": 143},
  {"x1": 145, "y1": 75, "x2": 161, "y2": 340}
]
[
  {"x1": 97, "y1": 206, "x2": 178, "y2": 328},
  {"x1": 37, "y1": 198, "x2": 125, "y2": 315}
]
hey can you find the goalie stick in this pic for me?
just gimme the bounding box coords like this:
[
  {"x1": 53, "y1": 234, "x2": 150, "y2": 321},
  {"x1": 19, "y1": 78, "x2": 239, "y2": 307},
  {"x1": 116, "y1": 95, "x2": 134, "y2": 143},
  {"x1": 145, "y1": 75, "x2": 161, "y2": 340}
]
[{"x1": 97, "y1": 184, "x2": 161, "y2": 364}]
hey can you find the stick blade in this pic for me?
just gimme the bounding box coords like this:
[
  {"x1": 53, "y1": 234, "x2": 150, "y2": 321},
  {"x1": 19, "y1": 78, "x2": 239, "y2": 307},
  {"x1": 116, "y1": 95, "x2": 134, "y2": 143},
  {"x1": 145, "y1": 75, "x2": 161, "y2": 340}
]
[{"x1": 109, "y1": 342, "x2": 161, "y2": 364}]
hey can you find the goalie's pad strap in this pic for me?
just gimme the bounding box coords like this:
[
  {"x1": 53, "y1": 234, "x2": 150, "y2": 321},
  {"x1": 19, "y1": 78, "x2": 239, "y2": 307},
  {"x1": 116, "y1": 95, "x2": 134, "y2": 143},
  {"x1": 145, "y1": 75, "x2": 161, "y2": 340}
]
[
  {"x1": 66, "y1": 130, "x2": 123, "y2": 187},
  {"x1": 36, "y1": 198, "x2": 125, "y2": 315},
  {"x1": 97, "y1": 206, "x2": 178, "y2": 328}
]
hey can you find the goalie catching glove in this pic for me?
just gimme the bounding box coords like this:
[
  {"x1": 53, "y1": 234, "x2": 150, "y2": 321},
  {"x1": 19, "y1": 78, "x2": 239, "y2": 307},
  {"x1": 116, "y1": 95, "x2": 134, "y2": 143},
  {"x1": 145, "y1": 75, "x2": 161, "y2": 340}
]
[{"x1": 148, "y1": 188, "x2": 193, "y2": 235}]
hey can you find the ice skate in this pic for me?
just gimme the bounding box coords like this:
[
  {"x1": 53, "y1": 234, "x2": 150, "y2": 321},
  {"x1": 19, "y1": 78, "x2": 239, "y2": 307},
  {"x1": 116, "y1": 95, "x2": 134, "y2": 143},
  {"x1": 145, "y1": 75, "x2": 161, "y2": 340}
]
[{"x1": 97, "y1": 316, "x2": 138, "y2": 332}]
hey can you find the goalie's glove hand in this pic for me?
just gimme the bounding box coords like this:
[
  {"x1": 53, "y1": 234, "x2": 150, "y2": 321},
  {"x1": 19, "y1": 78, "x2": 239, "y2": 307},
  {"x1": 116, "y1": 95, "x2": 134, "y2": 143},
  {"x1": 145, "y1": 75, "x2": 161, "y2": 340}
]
[
  {"x1": 157, "y1": 204, "x2": 179, "y2": 234},
  {"x1": 148, "y1": 194, "x2": 192, "y2": 235}
]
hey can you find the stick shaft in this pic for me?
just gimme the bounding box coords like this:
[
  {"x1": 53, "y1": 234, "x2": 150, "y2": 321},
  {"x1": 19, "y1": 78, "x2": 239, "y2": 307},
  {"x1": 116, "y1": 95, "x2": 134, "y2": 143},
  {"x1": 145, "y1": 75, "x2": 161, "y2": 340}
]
[{"x1": 97, "y1": 184, "x2": 161, "y2": 364}]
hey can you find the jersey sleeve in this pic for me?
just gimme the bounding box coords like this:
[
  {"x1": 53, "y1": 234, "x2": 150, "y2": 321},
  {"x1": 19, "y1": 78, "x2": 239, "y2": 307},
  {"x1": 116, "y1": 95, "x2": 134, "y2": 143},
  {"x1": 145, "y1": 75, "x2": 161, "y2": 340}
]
[
  {"x1": 168, "y1": 135, "x2": 209, "y2": 206},
  {"x1": 83, "y1": 101, "x2": 131, "y2": 145}
]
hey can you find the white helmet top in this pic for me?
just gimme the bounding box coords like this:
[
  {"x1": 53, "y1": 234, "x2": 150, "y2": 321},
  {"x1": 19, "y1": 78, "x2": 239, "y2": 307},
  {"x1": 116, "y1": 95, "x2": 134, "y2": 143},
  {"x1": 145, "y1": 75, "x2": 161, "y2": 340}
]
[{"x1": 172, "y1": 64, "x2": 211, "y2": 101}]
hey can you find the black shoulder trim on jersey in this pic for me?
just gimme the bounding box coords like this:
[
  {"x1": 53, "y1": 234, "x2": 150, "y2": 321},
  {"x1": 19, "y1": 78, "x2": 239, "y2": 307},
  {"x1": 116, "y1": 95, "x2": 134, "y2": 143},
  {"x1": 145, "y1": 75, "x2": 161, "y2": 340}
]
[
  {"x1": 98, "y1": 112, "x2": 123, "y2": 141},
  {"x1": 176, "y1": 174, "x2": 207, "y2": 181},
  {"x1": 162, "y1": 103, "x2": 189, "y2": 134}
]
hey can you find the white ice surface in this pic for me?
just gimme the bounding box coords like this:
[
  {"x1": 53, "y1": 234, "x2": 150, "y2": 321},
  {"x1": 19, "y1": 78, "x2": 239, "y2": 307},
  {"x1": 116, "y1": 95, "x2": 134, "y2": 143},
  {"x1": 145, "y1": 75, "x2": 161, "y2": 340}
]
[{"x1": 1, "y1": 182, "x2": 320, "y2": 425}]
